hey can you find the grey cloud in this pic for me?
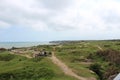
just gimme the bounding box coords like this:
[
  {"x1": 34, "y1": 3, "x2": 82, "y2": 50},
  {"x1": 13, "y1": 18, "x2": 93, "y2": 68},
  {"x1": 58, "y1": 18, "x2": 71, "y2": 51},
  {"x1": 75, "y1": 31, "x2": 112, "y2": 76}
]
[
  {"x1": 0, "y1": 2, "x2": 49, "y2": 28},
  {"x1": 0, "y1": 0, "x2": 120, "y2": 32},
  {"x1": 37, "y1": 0, "x2": 73, "y2": 10},
  {"x1": 48, "y1": 22, "x2": 75, "y2": 31},
  {"x1": 0, "y1": 0, "x2": 75, "y2": 31}
]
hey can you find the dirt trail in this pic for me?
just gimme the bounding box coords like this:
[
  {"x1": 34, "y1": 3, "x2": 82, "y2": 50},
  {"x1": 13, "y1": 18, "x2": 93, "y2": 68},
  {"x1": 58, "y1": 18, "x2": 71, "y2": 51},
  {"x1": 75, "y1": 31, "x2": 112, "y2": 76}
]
[
  {"x1": 96, "y1": 45, "x2": 103, "y2": 51},
  {"x1": 50, "y1": 52, "x2": 89, "y2": 80},
  {"x1": 24, "y1": 54, "x2": 32, "y2": 58},
  {"x1": 10, "y1": 49, "x2": 96, "y2": 80},
  {"x1": 10, "y1": 50, "x2": 32, "y2": 58}
]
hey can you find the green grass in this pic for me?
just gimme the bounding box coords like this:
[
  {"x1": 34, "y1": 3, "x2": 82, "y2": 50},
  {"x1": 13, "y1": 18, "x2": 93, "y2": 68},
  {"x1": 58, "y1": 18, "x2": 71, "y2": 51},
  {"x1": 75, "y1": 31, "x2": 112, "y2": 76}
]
[
  {"x1": 53, "y1": 40, "x2": 120, "y2": 79},
  {"x1": 0, "y1": 51, "x2": 78, "y2": 80},
  {"x1": 1, "y1": 40, "x2": 120, "y2": 80}
]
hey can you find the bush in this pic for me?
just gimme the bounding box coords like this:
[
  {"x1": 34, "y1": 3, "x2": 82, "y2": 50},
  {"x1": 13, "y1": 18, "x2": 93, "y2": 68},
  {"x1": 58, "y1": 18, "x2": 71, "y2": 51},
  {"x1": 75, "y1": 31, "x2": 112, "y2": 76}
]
[
  {"x1": 89, "y1": 63, "x2": 103, "y2": 80},
  {"x1": 96, "y1": 49, "x2": 120, "y2": 66},
  {"x1": 32, "y1": 57, "x2": 44, "y2": 62},
  {"x1": 103, "y1": 45, "x2": 110, "y2": 47},
  {"x1": 0, "y1": 48, "x2": 6, "y2": 52},
  {"x1": 87, "y1": 53, "x2": 94, "y2": 59},
  {"x1": 0, "y1": 72, "x2": 15, "y2": 80},
  {"x1": 116, "y1": 43, "x2": 120, "y2": 45},
  {"x1": 103, "y1": 66, "x2": 119, "y2": 80},
  {"x1": 0, "y1": 67, "x2": 54, "y2": 80},
  {"x1": 70, "y1": 50, "x2": 81, "y2": 56},
  {"x1": 71, "y1": 58, "x2": 84, "y2": 63},
  {"x1": 0, "y1": 54, "x2": 15, "y2": 61}
]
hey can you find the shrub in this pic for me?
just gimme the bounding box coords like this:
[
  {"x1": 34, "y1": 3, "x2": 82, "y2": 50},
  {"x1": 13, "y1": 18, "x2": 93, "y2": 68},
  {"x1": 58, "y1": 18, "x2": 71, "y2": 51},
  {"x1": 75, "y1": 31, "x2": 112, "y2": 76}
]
[
  {"x1": 32, "y1": 57, "x2": 44, "y2": 62},
  {"x1": 116, "y1": 43, "x2": 120, "y2": 45},
  {"x1": 103, "y1": 45, "x2": 110, "y2": 47},
  {"x1": 0, "y1": 72, "x2": 15, "y2": 80},
  {"x1": 70, "y1": 50, "x2": 81, "y2": 56},
  {"x1": 96, "y1": 49, "x2": 120, "y2": 66},
  {"x1": 0, "y1": 54, "x2": 15, "y2": 61},
  {"x1": 0, "y1": 48, "x2": 6, "y2": 52},
  {"x1": 103, "y1": 66, "x2": 119, "y2": 80},
  {"x1": 87, "y1": 53, "x2": 94, "y2": 59},
  {"x1": 89, "y1": 63, "x2": 103, "y2": 80},
  {"x1": 0, "y1": 67, "x2": 54, "y2": 80}
]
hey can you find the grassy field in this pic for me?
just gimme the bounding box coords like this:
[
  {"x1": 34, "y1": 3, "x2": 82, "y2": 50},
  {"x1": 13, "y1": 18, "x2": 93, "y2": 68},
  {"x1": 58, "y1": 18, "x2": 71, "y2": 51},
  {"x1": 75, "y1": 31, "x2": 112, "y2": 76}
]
[
  {"x1": 53, "y1": 40, "x2": 120, "y2": 80},
  {"x1": 0, "y1": 51, "x2": 77, "y2": 80},
  {"x1": 0, "y1": 40, "x2": 120, "y2": 80}
]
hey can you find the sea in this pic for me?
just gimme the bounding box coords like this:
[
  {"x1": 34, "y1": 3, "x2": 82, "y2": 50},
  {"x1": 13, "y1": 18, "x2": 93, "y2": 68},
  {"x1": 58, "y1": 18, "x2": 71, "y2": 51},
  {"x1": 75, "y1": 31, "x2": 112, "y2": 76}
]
[{"x1": 0, "y1": 42, "x2": 50, "y2": 49}]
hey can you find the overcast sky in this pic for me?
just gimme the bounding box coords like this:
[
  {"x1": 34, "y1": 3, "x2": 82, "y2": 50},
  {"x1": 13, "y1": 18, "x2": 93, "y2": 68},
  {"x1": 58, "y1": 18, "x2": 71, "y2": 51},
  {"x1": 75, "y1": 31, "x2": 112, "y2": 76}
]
[{"x1": 0, "y1": 0, "x2": 120, "y2": 42}]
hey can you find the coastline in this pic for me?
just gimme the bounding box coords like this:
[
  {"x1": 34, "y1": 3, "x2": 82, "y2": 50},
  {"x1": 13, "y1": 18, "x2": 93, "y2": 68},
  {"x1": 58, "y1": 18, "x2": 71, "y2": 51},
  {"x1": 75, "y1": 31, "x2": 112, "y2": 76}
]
[{"x1": 0, "y1": 42, "x2": 51, "y2": 49}]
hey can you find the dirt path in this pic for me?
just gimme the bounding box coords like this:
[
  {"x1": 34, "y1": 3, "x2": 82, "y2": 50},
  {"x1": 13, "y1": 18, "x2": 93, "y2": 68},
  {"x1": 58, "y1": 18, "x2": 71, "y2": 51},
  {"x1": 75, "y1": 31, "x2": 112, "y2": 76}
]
[
  {"x1": 10, "y1": 49, "x2": 96, "y2": 80},
  {"x1": 50, "y1": 52, "x2": 89, "y2": 80},
  {"x1": 10, "y1": 50, "x2": 32, "y2": 58},
  {"x1": 96, "y1": 45, "x2": 103, "y2": 51},
  {"x1": 24, "y1": 54, "x2": 32, "y2": 58}
]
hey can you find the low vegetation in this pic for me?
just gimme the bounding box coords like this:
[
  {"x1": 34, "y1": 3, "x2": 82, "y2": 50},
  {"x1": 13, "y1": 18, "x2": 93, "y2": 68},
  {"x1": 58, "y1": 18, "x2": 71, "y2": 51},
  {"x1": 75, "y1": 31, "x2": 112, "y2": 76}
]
[
  {"x1": 0, "y1": 40, "x2": 120, "y2": 80},
  {"x1": 52, "y1": 40, "x2": 120, "y2": 80},
  {"x1": 88, "y1": 49, "x2": 120, "y2": 80},
  {"x1": 0, "y1": 51, "x2": 77, "y2": 80}
]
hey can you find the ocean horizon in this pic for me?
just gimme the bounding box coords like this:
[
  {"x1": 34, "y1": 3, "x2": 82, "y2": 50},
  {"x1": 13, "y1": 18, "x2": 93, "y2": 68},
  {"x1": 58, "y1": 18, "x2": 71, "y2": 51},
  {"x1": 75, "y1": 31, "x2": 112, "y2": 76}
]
[{"x1": 0, "y1": 42, "x2": 50, "y2": 49}]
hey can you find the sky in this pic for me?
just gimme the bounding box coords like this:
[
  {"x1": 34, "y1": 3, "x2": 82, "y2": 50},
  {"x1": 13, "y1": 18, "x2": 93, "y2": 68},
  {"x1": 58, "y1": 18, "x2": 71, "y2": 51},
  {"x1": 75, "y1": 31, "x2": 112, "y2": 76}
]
[{"x1": 0, "y1": 0, "x2": 120, "y2": 42}]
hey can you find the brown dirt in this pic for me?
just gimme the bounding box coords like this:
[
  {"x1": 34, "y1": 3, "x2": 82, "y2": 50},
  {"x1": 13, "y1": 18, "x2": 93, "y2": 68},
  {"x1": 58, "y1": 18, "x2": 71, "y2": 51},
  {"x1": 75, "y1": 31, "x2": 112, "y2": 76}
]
[{"x1": 10, "y1": 50, "x2": 32, "y2": 58}]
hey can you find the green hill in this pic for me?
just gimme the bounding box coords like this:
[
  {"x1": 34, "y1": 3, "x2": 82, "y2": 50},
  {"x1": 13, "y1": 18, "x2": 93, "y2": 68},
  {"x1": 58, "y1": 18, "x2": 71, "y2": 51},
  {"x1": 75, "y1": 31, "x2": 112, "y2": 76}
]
[
  {"x1": 0, "y1": 51, "x2": 77, "y2": 80},
  {"x1": 0, "y1": 40, "x2": 120, "y2": 80}
]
